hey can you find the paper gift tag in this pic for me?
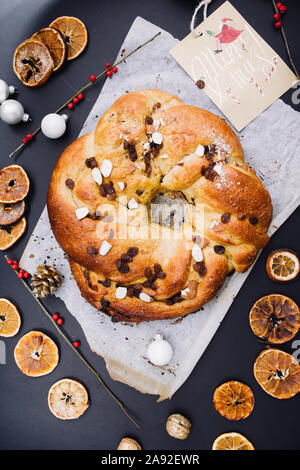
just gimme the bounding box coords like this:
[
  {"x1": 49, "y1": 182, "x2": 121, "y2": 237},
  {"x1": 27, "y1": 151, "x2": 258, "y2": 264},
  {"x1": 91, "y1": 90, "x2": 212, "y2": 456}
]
[{"x1": 170, "y1": 0, "x2": 298, "y2": 131}]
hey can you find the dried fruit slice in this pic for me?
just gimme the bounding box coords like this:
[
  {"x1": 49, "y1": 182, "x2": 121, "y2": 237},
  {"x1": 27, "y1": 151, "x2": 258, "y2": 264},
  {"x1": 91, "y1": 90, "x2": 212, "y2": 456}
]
[
  {"x1": 14, "y1": 331, "x2": 59, "y2": 377},
  {"x1": 48, "y1": 378, "x2": 89, "y2": 420},
  {"x1": 250, "y1": 294, "x2": 300, "y2": 344},
  {"x1": 0, "y1": 298, "x2": 21, "y2": 337},
  {"x1": 266, "y1": 249, "x2": 300, "y2": 282},
  {"x1": 213, "y1": 381, "x2": 254, "y2": 420},
  {"x1": 49, "y1": 17, "x2": 88, "y2": 60},
  {"x1": 212, "y1": 432, "x2": 254, "y2": 450},
  {"x1": 32, "y1": 27, "x2": 66, "y2": 72},
  {"x1": 0, "y1": 200, "x2": 25, "y2": 226},
  {"x1": 13, "y1": 38, "x2": 53, "y2": 87},
  {"x1": 254, "y1": 348, "x2": 300, "y2": 399},
  {"x1": 0, "y1": 165, "x2": 30, "y2": 203},
  {"x1": 0, "y1": 217, "x2": 26, "y2": 250}
]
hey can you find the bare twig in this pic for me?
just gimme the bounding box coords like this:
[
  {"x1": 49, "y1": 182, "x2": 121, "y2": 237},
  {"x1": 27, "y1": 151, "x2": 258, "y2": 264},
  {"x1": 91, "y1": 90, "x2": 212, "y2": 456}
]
[
  {"x1": 4, "y1": 255, "x2": 140, "y2": 429},
  {"x1": 9, "y1": 32, "x2": 161, "y2": 158}
]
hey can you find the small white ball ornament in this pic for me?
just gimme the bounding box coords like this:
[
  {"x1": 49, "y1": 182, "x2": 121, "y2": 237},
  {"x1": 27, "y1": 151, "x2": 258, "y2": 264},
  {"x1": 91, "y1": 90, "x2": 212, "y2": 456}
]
[
  {"x1": 0, "y1": 99, "x2": 30, "y2": 124},
  {"x1": 0, "y1": 79, "x2": 16, "y2": 104},
  {"x1": 147, "y1": 334, "x2": 173, "y2": 366},
  {"x1": 41, "y1": 113, "x2": 68, "y2": 139}
]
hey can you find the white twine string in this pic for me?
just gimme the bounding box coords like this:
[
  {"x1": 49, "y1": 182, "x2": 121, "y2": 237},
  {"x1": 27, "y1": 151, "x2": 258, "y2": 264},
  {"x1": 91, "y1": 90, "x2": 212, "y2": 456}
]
[{"x1": 190, "y1": 0, "x2": 213, "y2": 37}]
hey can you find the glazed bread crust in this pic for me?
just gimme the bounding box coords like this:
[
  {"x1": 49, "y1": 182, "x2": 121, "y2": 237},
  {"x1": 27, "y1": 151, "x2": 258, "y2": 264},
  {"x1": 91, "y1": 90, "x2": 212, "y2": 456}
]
[{"x1": 48, "y1": 89, "x2": 272, "y2": 321}]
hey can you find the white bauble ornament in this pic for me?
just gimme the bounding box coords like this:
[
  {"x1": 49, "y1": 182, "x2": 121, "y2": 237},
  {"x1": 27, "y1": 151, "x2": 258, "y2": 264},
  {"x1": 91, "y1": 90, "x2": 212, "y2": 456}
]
[
  {"x1": 0, "y1": 79, "x2": 16, "y2": 104},
  {"x1": 41, "y1": 113, "x2": 68, "y2": 139},
  {"x1": 147, "y1": 334, "x2": 173, "y2": 366},
  {"x1": 0, "y1": 99, "x2": 30, "y2": 124}
]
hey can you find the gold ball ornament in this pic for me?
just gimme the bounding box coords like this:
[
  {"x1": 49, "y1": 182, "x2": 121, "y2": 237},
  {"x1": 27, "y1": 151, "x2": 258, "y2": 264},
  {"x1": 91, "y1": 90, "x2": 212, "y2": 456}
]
[
  {"x1": 117, "y1": 437, "x2": 141, "y2": 450},
  {"x1": 166, "y1": 413, "x2": 191, "y2": 440}
]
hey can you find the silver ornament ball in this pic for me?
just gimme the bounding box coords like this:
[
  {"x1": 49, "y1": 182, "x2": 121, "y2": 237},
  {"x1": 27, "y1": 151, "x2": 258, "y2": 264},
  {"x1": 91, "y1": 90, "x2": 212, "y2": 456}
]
[
  {"x1": 147, "y1": 334, "x2": 173, "y2": 366},
  {"x1": 41, "y1": 113, "x2": 68, "y2": 139},
  {"x1": 0, "y1": 79, "x2": 16, "y2": 104},
  {"x1": 0, "y1": 99, "x2": 29, "y2": 125}
]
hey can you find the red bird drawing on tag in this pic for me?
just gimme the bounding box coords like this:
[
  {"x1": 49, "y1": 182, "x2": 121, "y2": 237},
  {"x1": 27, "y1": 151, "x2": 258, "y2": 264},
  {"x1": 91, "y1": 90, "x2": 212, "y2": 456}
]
[{"x1": 214, "y1": 18, "x2": 243, "y2": 53}]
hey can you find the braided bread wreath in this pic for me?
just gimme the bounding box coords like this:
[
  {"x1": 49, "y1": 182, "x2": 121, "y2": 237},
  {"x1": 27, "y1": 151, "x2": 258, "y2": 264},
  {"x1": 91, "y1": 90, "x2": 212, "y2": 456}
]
[{"x1": 47, "y1": 89, "x2": 272, "y2": 322}]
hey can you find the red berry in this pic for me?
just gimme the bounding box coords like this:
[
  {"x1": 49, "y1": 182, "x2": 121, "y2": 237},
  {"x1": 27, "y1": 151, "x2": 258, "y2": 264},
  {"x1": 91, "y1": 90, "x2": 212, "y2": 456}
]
[
  {"x1": 67, "y1": 102, "x2": 74, "y2": 110},
  {"x1": 274, "y1": 13, "x2": 280, "y2": 21},
  {"x1": 77, "y1": 93, "x2": 84, "y2": 100},
  {"x1": 57, "y1": 318, "x2": 64, "y2": 325},
  {"x1": 112, "y1": 66, "x2": 118, "y2": 73},
  {"x1": 19, "y1": 269, "x2": 24, "y2": 274},
  {"x1": 105, "y1": 62, "x2": 111, "y2": 69},
  {"x1": 90, "y1": 75, "x2": 96, "y2": 83},
  {"x1": 73, "y1": 341, "x2": 80, "y2": 348},
  {"x1": 23, "y1": 272, "x2": 30, "y2": 279},
  {"x1": 12, "y1": 264, "x2": 18, "y2": 270},
  {"x1": 73, "y1": 97, "x2": 79, "y2": 104},
  {"x1": 276, "y1": 2, "x2": 282, "y2": 7},
  {"x1": 26, "y1": 133, "x2": 33, "y2": 140},
  {"x1": 17, "y1": 272, "x2": 23, "y2": 279},
  {"x1": 279, "y1": 5, "x2": 287, "y2": 13},
  {"x1": 275, "y1": 21, "x2": 282, "y2": 29},
  {"x1": 52, "y1": 313, "x2": 59, "y2": 321},
  {"x1": 22, "y1": 138, "x2": 28, "y2": 144},
  {"x1": 6, "y1": 259, "x2": 13, "y2": 265},
  {"x1": 106, "y1": 70, "x2": 112, "y2": 78}
]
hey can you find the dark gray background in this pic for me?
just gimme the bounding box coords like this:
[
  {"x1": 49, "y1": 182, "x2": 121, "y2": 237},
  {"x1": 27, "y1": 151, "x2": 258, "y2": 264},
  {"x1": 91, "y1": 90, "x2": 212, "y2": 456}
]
[{"x1": 0, "y1": 0, "x2": 299, "y2": 451}]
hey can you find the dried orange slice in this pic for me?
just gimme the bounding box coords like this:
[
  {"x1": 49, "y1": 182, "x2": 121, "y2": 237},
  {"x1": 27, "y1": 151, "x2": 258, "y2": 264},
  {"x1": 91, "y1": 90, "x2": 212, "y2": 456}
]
[
  {"x1": 0, "y1": 299, "x2": 21, "y2": 337},
  {"x1": 213, "y1": 381, "x2": 254, "y2": 420},
  {"x1": 32, "y1": 27, "x2": 66, "y2": 72},
  {"x1": 254, "y1": 348, "x2": 300, "y2": 399},
  {"x1": 212, "y1": 432, "x2": 254, "y2": 450},
  {"x1": 0, "y1": 165, "x2": 30, "y2": 204},
  {"x1": 0, "y1": 200, "x2": 25, "y2": 226},
  {"x1": 250, "y1": 294, "x2": 300, "y2": 344},
  {"x1": 14, "y1": 331, "x2": 59, "y2": 377},
  {"x1": 266, "y1": 249, "x2": 300, "y2": 282},
  {"x1": 48, "y1": 378, "x2": 89, "y2": 420},
  {"x1": 49, "y1": 17, "x2": 88, "y2": 61},
  {"x1": 13, "y1": 39, "x2": 53, "y2": 87},
  {"x1": 0, "y1": 217, "x2": 26, "y2": 250}
]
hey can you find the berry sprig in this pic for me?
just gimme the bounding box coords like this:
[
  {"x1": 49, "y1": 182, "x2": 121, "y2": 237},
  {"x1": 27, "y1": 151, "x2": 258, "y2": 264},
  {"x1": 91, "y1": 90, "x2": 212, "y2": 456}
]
[
  {"x1": 67, "y1": 91, "x2": 84, "y2": 110},
  {"x1": 9, "y1": 32, "x2": 161, "y2": 158},
  {"x1": 271, "y1": 0, "x2": 299, "y2": 79},
  {"x1": 4, "y1": 255, "x2": 139, "y2": 428},
  {"x1": 274, "y1": 2, "x2": 287, "y2": 29},
  {"x1": 6, "y1": 258, "x2": 30, "y2": 278}
]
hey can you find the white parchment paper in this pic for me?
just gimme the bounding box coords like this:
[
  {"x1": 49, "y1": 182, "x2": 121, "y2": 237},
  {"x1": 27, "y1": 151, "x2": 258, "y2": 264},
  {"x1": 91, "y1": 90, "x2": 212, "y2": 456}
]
[{"x1": 20, "y1": 17, "x2": 300, "y2": 400}]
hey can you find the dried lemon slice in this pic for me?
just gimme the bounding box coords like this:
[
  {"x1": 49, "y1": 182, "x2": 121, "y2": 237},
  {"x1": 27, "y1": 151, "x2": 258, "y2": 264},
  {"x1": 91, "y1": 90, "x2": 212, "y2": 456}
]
[
  {"x1": 0, "y1": 165, "x2": 30, "y2": 204},
  {"x1": 266, "y1": 249, "x2": 300, "y2": 282},
  {"x1": 0, "y1": 217, "x2": 26, "y2": 250},
  {"x1": 49, "y1": 17, "x2": 88, "y2": 61},
  {"x1": 0, "y1": 298, "x2": 21, "y2": 337},
  {"x1": 213, "y1": 380, "x2": 254, "y2": 420},
  {"x1": 254, "y1": 348, "x2": 300, "y2": 399},
  {"x1": 32, "y1": 27, "x2": 66, "y2": 72},
  {"x1": 14, "y1": 331, "x2": 59, "y2": 377},
  {"x1": 48, "y1": 378, "x2": 89, "y2": 420},
  {"x1": 0, "y1": 201, "x2": 25, "y2": 226},
  {"x1": 13, "y1": 39, "x2": 53, "y2": 87},
  {"x1": 212, "y1": 432, "x2": 254, "y2": 450},
  {"x1": 249, "y1": 294, "x2": 300, "y2": 344}
]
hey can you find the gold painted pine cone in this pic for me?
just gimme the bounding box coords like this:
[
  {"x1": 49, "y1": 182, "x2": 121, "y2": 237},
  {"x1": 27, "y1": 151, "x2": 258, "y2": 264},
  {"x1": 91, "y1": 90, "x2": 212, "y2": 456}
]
[{"x1": 30, "y1": 264, "x2": 63, "y2": 298}]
